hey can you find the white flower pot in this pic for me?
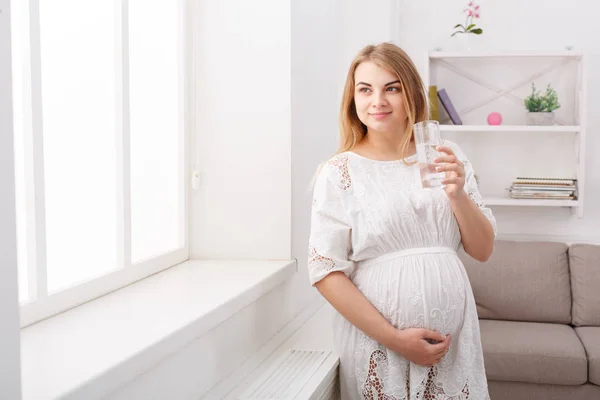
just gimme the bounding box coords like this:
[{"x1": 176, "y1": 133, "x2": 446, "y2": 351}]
[
  {"x1": 526, "y1": 112, "x2": 555, "y2": 126},
  {"x1": 453, "y1": 33, "x2": 478, "y2": 51}
]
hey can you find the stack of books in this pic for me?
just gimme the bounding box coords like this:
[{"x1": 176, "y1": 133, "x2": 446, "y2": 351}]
[{"x1": 509, "y1": 177, "x2": 577, "y2": 200}]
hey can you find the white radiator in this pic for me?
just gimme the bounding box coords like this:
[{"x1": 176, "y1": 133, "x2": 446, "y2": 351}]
[
  {"x1": 315, "y1": 373, "x2": 340, "y2": 400},
  {"x1": 238, "y1": 349, "x2": 335, "y2": 399}
]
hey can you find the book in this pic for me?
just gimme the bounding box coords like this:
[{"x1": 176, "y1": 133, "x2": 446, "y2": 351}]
[
  {"x1": 510, "y1": 189, "x2": 575, "y2": 196},
  {"x1": 508, "y1": 176, "x2": 578, "y2": 200},
  {"x1": 428, "y1": 85, "x2": 439, "y2": 121},
  {"x1": 437, "y1": 88, "x2": 462, "y2": 125},
  {"x1": 511, "y1": 185, "x2": 576, "y2": 191},
  {"x1": 513, "y1": 177, "x2": 575, "y2": 186},
  {"x1": 510, "y1": 193, "x2": 575, "y2": 200}
]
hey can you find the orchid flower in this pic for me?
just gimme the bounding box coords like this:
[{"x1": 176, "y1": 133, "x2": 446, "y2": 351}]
[{"x1": 452, "y1": 0, "x2": 483, "y2": 36}]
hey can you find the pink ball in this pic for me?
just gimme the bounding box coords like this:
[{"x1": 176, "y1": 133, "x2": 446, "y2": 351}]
[{"x1": 487, "y1": 112, "x2": 503, "y2": 125}]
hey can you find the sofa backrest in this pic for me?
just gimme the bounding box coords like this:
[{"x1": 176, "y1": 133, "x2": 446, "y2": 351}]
[
  {"x1": 569, "y1": 243, "x2": 600, "y2": 326},
  {"x1": 459, "y1": 240, "x2": 572, "y2": 324}
]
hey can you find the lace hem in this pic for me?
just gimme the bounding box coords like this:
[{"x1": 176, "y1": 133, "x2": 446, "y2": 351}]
[
  {"x1": 362, "y1": 350, "x2": 402, "y2": 400},
  {"x1": 309, "y1": 247, "x2": 336, "y2": 271},
  {"x1": 418, "y1": 367, "x2": 474, "y2": 400},
  {"x1": 361, "y1": 350, "x2": 489, "y2": 400}
]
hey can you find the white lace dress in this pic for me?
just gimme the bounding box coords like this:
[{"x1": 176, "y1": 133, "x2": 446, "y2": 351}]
[{"x1": 308, "y1": 140, "x2": 496, "y2": 400}]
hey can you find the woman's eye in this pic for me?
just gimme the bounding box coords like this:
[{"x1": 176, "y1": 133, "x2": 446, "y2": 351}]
[
  {"x1": 359, "y1": 87, "x2": 371, "y2": 93},
  {"x1": 387, "y1": 87, "x2": 400, "y2": 92}
]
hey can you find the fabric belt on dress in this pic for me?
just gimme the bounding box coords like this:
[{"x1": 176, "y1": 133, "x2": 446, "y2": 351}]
[{"x1": 358, "y1": 246, "x2": 457, "y2": 267}]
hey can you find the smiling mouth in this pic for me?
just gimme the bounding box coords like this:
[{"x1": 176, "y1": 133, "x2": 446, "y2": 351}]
[{"x1": 370, "y1": 112, "x2": 392, "y2": 117}]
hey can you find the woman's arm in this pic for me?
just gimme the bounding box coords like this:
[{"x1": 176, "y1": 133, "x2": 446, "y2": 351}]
[
  {"x1": 315, "y1": 272, "x2": 452, "y2": 365},
  {"x1": 435, "y1": 144, "x2": 496, "y2": 262},
  {"x1": 309, "y1": 162, "x2": 396, "y2": 340},
  {"x1": 315, "y1": 271, "x2": 399, "y2": 347},
  {"x1": 447, "y1": 191, "x2": 495, "y2": 261}
]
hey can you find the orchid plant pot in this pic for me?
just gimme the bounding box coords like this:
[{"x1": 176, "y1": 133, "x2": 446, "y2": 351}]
[
  {"x1": 453, "y1": 33, "x2": 478, "y2": 51},
  {"x1": 451, "y1": 1, "x2": 483, "y2": 51}
]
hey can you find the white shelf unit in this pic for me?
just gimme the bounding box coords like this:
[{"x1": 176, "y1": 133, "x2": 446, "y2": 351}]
[
  {"x1": 439, "y1": 125, "x2": 581, "y2": 133},
  {"x1": 429, "y1": 51, "x2": 584, "y2": 59},
  {"x1": 425, "y1": 51, "x2": 586, "y2": 217},
  {"x1": 483, "y1": 197, "x2": 579, "y2": 208}
]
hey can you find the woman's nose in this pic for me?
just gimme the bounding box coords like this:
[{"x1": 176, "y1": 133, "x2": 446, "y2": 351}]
[{"x1": 372, "y1": 91, "x2": 387, "y2": 108}]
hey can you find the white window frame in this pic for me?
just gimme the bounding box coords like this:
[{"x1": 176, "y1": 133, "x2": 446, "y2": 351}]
[{"x1": 16, "y1": 0, "x2": 194, "y2": 328}]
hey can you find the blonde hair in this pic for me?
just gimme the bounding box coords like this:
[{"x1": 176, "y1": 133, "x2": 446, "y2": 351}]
[{"x1": 338, "y1": 42, "x2": 428, "y2": 162}]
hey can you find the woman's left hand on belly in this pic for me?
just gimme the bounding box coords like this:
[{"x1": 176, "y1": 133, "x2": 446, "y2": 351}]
[{"x1": 393, "y1": 328, "x2": 451, "y2": 368}]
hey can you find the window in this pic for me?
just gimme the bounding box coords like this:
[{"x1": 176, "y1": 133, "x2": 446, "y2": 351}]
[{"x1": 11, "y1": 0, "x2": 191, "y2": 327}]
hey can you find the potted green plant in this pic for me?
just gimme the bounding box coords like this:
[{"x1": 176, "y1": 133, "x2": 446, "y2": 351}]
[{"x1": 524, "y1": 83, "x2": 560, "y2": 125}]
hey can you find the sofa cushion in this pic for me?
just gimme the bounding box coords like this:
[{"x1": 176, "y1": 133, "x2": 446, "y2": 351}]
[
  {"x1": 479, "y1": 320, "x2": 587, "y2": 385},
  {"x1": 488, "y1": 381, "x2": 600, "y2": 400},
  {"x1": 569, "y1": 243, "x2": 600, "y2": 326},
  {"x1": 460, "y1": 240, "x2": 571, "y2": 323},
  {"x1": 575, "y1": 327, "x2": 600, "y2": 385}
]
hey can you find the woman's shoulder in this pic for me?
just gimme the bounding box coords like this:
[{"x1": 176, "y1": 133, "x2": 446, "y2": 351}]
[
  {"x1": 324, "y1": 152, "x2": 351, "y2": 166},
  {"x1": 315, "y1": 152, "x2": 353, "y2": 191}
]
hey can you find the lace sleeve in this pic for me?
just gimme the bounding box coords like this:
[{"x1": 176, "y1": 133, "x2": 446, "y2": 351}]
[
  {"x1": 446, "y1": 141, "x2": 498, "y2": 237},
  {"x1": 307, "y1": 159, "x2": 354, "y2": 286}
]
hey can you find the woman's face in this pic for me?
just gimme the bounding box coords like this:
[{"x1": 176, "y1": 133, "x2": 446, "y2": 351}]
[{"x1": 353, "y1": 61, "x2": 408, "y2": 135}]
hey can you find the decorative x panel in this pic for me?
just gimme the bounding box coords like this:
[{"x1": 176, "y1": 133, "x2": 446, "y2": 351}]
[{"x1": 434, "y1": 58, "x2": 573, "y2": 126}]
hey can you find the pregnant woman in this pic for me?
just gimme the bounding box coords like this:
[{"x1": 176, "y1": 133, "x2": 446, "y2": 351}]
[{"x1": 308, "y1": 43, "x2": 497, "y2": 399}]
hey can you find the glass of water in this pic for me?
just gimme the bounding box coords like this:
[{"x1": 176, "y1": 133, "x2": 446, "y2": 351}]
[{"x1": 414, "y1": 120, "x2": 445, "y2": 188}]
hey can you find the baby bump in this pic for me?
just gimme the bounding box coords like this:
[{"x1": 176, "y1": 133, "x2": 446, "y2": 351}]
[{"x1": 353, "y1": 252, "x2": 467, "y2": 337}]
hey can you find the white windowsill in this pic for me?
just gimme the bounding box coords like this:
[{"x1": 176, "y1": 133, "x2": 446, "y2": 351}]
[{"x1": 20, "y1": 259, "x2": 297, "y2": 400}]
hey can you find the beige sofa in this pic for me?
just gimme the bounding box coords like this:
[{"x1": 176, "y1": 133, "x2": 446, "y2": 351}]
[{"x1": 459, "y1": 240, "x2": 600, "y2": 400}]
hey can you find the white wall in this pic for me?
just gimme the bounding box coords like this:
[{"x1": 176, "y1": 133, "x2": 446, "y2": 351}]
[
  {"x1": 397, "y1": 0, "x2": 600, "y2": 243},
  {"x1": 188, "y1": 0, "x2": 399, "y2": 261},
  {"x1": 190, "y1": 0, "x2": 292, "y2": 261},
  {"x1": 0, "y1": 0, "x2": 23, "y2": 397},
  {"x1": 339, "y1": 0, "x2": 399, "y2": 66}
]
